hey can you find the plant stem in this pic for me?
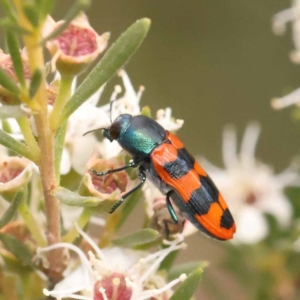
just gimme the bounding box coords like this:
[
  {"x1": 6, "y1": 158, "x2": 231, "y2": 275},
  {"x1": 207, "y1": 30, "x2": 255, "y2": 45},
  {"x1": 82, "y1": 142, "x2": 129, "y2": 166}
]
[
  {"x1": 17, "y1": 116, "x2": 41, "y2": 161},
  {"x1": 13, "y1": 0, "x2": 64, "y2": 282},
  {"x1": 50, "y1": 76, "x2": 73, "y2": 130}
]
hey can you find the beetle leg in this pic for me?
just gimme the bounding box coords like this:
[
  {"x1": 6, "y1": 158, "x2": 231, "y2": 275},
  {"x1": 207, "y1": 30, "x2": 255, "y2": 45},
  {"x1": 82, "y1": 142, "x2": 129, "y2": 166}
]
[
  {"x1": 163, "y1": 219, "x2": 171, "y2": 239},
  {"x1": 89, "y1": 160, "x2": 137, "y2": 176},
  {"x1": 109, "y1": 168, "x2": 146, "y2": 213},
  {"x1": 166, "y1": 191, "x2": 178, "y2": 224}
]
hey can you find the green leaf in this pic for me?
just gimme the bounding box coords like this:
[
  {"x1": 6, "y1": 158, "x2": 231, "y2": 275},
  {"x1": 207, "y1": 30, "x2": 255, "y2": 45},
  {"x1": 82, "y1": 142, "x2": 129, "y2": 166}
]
[
  {"x1": 6, "y1": 30, "x2": 26, "y2": 88},
  {"x1": 41, "y1": 0, "x2": 91, "y2": 44},
  {"x1": 168, "y1": 261, "x2": 208, "y2": 281},
  {"x1": 170, "y1": 268, "x2": 203, "y2": 300},
  {"x1": 37, "y1": 0, "x2": 56, "y2": 20},
  {"x1": 0, "y1": 232, "x2": 35, "y2": 268},
  {"x1": 112, "y1": 228, "x2": 160, "y2": 247},
  {"x1": 285, "y1": 186, "x2": 300, "y2": 218},
  {"x1": 141, "y1": 106, "x2": 152, "y2": 118},
  {"x1": 0, "y1": 18, "x2": 31, "y2": 35},
  {"x1": 54, "y1": 121, "x2": 67, "y2": 182},
  {"x1": 0, "y1": 0, "x2": 18, "y2": 22},
  {"x1": 159, "y1": 249, "x2": 179, "y2": 271},
  {"x1": 54, "y1": 186, "x2": 117, "y2": 212},
  {"x1": 55, "y1": 18, "x2": 151, "y2": 129},
  {"x1": 0, "y1": 189, "x2": 24, "y2": 229},
  {"x1": 0, "y1": 67, "x2": 20, "y2": 95},
  {"x1": 116, "y1": 188, "x2": 142, "y2": 230},
  {"x1": 29, "y1": 68, "x2": 42, "y2": 99},
  {"x1": 0, "y1": 129, "x2": 32, "y2": 159},
  {"x1": 23, "y1": 3, "x2": 39, "y2": 27},
  {"x1": 0, "y1": 105, "x2": 25, "y2": 119}
]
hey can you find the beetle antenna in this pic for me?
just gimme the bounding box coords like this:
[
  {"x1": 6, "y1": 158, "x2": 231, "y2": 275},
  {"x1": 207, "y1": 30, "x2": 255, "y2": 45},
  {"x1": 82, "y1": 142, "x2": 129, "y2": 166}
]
[
  {"x1": 83, "y1": 128, "x2": 105, "y2": 136},
  {"x1": 109, "y1": 85, "x2": 122, "y2": 123}
]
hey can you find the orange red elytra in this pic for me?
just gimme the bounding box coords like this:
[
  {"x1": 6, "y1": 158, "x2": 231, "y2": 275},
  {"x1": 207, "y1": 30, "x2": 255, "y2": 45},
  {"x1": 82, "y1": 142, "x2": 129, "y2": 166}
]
[{"x1": 89, "y1": 114, "x2": 236, "y2": 240}]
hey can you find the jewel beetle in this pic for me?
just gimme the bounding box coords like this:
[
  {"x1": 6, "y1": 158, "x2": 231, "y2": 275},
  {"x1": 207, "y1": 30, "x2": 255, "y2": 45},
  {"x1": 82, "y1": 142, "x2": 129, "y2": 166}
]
[{"x1": 89, "y1": 113, "x2": 236, "y2": 240}]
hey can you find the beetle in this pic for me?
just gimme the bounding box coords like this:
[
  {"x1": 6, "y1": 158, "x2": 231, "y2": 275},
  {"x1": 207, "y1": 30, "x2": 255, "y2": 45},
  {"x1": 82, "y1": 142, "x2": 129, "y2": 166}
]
[{"x1": 89, "y1": 113, "x2": 236, "y2": 240}]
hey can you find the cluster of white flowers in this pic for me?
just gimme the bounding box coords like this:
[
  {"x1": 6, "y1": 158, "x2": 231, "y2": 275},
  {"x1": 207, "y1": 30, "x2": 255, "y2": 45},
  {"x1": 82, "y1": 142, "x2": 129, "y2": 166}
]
[
  {"x1": 272, "y1": 1, "x2": 300, "y2": 109},
  {"x1": 201, "y1": 122, "x2": 300, "y2": 244},
  {"x1": 63, "y1": 70, "x2": 184, "y2": 174},
  {"x1": 38, "y1": 225, "x2": 187, "y2": 300},
  {"x1": 272, "y1": 0, "x2": 300, "y2": 63}
]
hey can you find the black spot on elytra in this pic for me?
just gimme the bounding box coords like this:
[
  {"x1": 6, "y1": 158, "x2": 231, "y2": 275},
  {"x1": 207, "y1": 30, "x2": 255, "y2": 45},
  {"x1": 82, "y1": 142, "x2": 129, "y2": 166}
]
[
  {"x1": 187, "y1": 175, "x2": 219, "y2": 215},
  {"x1": 188, "y1": 187, "x2": 211, "y2": 215},
  {"x1": 164, "y1": 155, "x2": 192, "y2": 178},
  {"x1": 178, "y1": 148, "x2": 195, "y2": 165},
  {"x1": 220, "y1": 209, "x2": 234, "y2": 229}
]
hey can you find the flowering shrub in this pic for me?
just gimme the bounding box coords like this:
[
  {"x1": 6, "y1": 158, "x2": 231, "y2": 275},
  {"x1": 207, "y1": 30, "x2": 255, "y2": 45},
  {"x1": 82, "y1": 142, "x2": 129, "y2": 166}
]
[
  {"x1": 1, "y1": 1, "x2": 300, "y2": 299},
  {"x1": 0, "y1": 1, "x2": 203, "y2": 299}
]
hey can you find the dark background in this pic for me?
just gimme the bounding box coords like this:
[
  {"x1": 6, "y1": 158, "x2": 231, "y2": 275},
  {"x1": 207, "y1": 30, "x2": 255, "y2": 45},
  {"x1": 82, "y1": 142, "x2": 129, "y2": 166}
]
[{"x1": 40, "y1": 0, "x2": 300, "y2": 298}]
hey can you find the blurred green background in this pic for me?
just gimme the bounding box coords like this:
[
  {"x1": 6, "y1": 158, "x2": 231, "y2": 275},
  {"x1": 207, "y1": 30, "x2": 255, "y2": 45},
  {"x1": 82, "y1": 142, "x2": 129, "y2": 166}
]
[
  {"x1": 56, "y1": 0, "x2": 300, "y2": 171},
  {"x1": 52, "y1": 0, "x2": 300, "y2": 299},
  {"x1": 3, "y1": 0, "x2": 295, "y2": 298}
]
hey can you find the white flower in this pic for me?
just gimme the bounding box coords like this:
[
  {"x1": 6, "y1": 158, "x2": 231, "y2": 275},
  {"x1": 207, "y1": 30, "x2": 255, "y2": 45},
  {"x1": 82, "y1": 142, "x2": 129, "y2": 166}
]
[
  {"x1": 96, "y1": 70, "x2": 145, "y2": 159},
  {"x1": 63, "y1": 83, "x2": 109, "y2": 174},
  {"x1": 271, "y1": 86, "x2": 300, "y2": 110},
  {"x1": 200, "y1": 122, "x2": 300, "y2": 244},
  {"x1": 156, "y1": 108, "x2": 184, "y2": 132},
  {"x1": 271, "y1": 2, "x2": 300, "y2": 110},
  {"x1": 92, "y1": 70, "x2": 183, "y2": 159},
  {"x1": 38, "y1": 225, "x2": 187, "y2": 300},
  {"x1": 27, "y1": 69, "x2": 184, "y2": 175},
  {"x1": 272, "y1": 1, "x2": 300, "y2": 63}
]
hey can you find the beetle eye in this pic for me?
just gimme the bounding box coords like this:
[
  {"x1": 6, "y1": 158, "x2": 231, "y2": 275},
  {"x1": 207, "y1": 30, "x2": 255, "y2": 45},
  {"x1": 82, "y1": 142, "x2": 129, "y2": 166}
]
[{"x1": 109, "y1": 122, "x2": 121, "y2": 140}]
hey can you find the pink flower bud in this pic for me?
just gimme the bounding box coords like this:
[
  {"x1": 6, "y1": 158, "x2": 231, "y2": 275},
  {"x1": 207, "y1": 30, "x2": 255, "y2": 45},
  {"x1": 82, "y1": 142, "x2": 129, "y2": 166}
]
[
  {"x1": 78, "y1": 156, "x2": 136, "y2": 204},
  {"x1": 0, "y1": 157, "x2": 33, "y2": 196},
  {"x1": 0, "y1": 49, "x2": 30, "y2": 105},
  {"x1": 46, "y1": 14, "x2": 109, "y2": 76}
]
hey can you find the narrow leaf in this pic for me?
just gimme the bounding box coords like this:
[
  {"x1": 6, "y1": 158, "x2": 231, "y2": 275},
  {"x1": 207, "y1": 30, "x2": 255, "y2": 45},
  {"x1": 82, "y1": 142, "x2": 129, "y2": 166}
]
[
  {"x1": 170, "y1": 268, "x2": 203, "y2": 300},
  {"x1": 55, "y1": 18, "x2": 151, "y2": 129},
  {"x1": 0, "y1": 0, "x2": 17, "y2": 22},
  {"x1": 29, "y1": 68, "x2": 42, "y2": 99},
  {"x1": 23, "y1": 4, "x2": 39, "y2": 27},
  {"x1": 159, "y1": 249, "x2": 179, "y2": 271},
  {"x1": 0, "y1": 67, "x2": 20, "y2": 95},
  {"x1": 0, "y1": 129, "x2": 31, "y2": 159},
  {"x1": 6, "y1": 30, "x2": 26, "y2": 87},
  {"x1": 0, "y1": 105, "x2": 25, "y2": 119},
  {"x1": 112, "y1": 229, "x2": 160, "y2": 247},
  {"x1": 0, "y1": 189, "x2": 24, "y2": 229},
  {"x1": 41, "y1": 0, "x2": 90, "y2": 44},
  {"x1": 0, "y1": 232, "x2": 35, "y2": 268},
  {"x1": 37, "y1": 0, "x2": 56, "y2": 20},
  {"x1": 116, "y1": 188, "x2": 141, "y2": 230},
  {"x1": 54, "y1": 121, "x2": 67, "y2": 182},
  {"x1": 168, "y1": 261, "x2": 208, "y2": 281},
  {"x1": 0, "y1": 18, "x2": 31, "y2": 35},
  {"x1": 54, "y1": 186, "x2": 117, "y2": 212}
]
